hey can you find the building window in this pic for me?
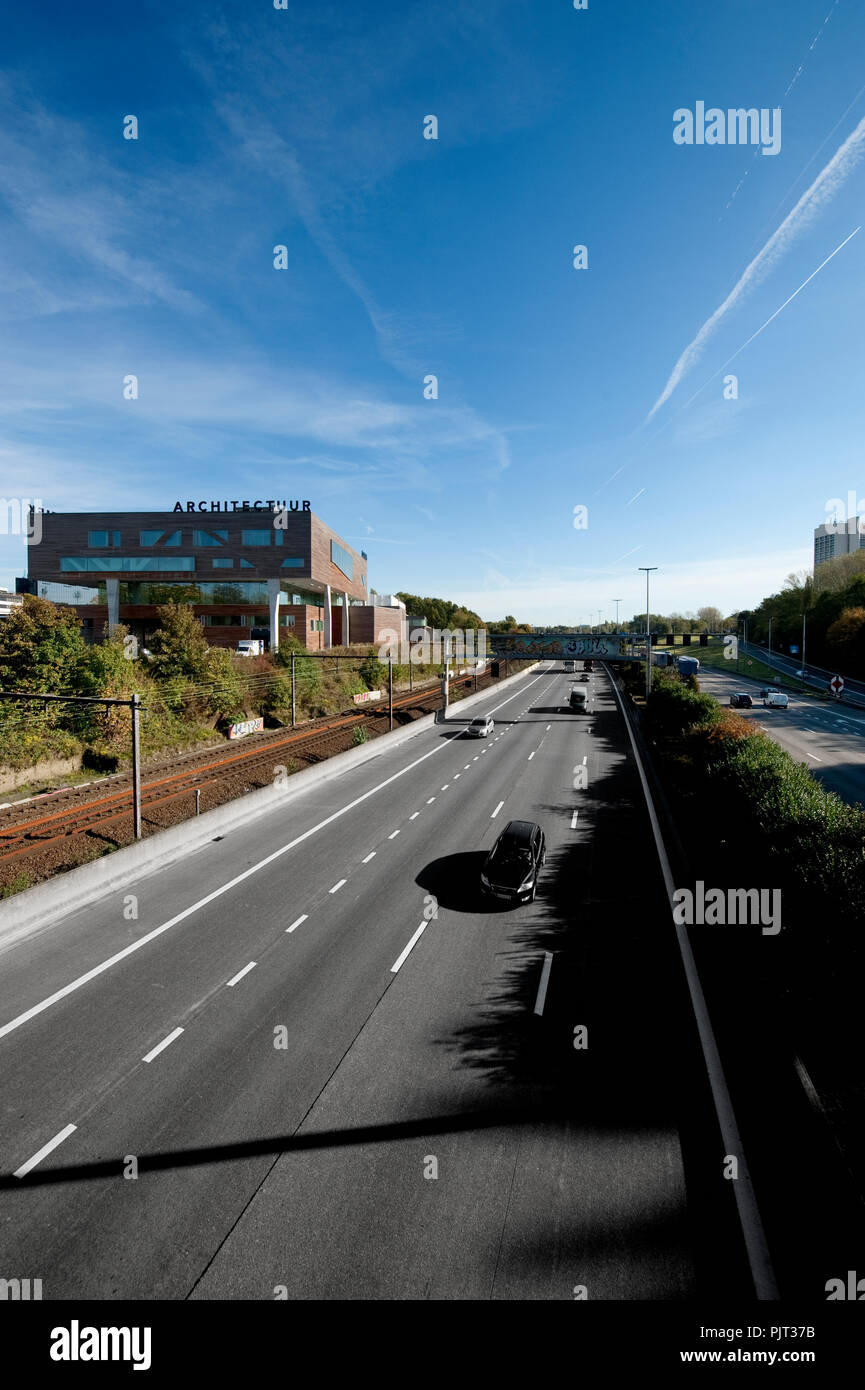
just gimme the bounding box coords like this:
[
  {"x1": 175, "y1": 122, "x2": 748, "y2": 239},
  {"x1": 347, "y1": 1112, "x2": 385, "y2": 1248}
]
[
  {"x1": 281, "y1": 558, "x2": 304, "y2": 568},
  {"x1": 193, "y1": 529, "x2": 229, "y2": 546},
  {"x1": 331, "y1": 540, "x2": 353, "y2": 580},
  {"x1": 279, "y1": 614, "x2": 296, "y2": 627},
  {"x1": 139, "y1": 530, "x2": 182, "y2": 546},
  {"x1": 241, "y1": 530, "x2": 271, "y2": 546},
  {"x1": 88, "y1": 530, "x2": 121, "y2": 547},
  {"x1": 212, "y1": 558, "x2": 234, "y2": 569},
  {"x1": 240, "y1": 558, "x2": 254, "y2": 569},
  {"x1": 60, "y1": 556, "x2": 195, "y2": 572}
]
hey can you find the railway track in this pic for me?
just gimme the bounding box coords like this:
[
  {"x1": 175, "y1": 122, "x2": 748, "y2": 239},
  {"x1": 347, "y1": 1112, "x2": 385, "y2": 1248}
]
[{"x1": 0, "y1": 672, "x2": 482, "y2": 866}]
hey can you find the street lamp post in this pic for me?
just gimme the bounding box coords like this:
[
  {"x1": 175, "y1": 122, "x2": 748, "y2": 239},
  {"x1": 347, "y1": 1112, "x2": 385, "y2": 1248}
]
[
  {"x1": 613, "y1": 599, "x2": 621, "y2": 630},
  {"x1": 638, "y1": 567, "x2": 658, "y2": 699}
]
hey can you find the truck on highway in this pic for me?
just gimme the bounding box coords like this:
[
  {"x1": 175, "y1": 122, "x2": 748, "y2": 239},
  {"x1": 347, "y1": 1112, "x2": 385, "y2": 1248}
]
[
  {"x1": 236, "y1": 639, "x2": 264, "y2": 657},
  {"x1": 677, "y1": 655, "x2": 700, "y2": 677}
]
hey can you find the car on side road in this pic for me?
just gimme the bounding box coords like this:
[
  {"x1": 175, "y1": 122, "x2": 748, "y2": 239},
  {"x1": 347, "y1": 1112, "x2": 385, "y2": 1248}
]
[
  {"x1": 467, "y1": 714, "x2": 495, "y2": 738},
  {"x1": 729, "y1": 693, "x2": 752, "y2": 708},
  {"x1": 481, "y1": 820, "x2": 546, "y2": 902}
]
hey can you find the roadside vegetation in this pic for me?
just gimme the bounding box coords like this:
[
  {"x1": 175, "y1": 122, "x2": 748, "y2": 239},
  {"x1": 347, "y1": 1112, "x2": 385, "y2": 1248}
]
[
  {"x1": 0, "y1": 596, "x2": 449, "y2": 780},
  {"x1": 620, "y1": 663, "x2": 865, "y2": 1023}
]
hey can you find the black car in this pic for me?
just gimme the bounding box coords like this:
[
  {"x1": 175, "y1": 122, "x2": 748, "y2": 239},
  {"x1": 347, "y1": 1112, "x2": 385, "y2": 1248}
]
[
  {"x1": 729, "y1": 692, "x2": 753, "y2": 708},
  {"x1": 481, "y1": 820, "x2": 546, "y2": 902}
]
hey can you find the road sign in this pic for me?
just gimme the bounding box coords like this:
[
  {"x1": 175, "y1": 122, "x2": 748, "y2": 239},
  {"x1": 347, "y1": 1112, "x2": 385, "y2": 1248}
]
[
  {"x1": 747, "y1": 660, "x2": 753, "y2": 667},
  {"x1": 829, "y1": 674, "x2": 845, "y2": 694}
]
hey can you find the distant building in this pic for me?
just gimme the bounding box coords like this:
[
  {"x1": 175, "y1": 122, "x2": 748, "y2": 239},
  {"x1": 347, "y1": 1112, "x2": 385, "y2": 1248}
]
[
  {"x1": 0, "y1": 589, "x2": 24, "y2": 619},
  {"x1": 814, "y1": 518, "x2": 865, "y2": 568}
]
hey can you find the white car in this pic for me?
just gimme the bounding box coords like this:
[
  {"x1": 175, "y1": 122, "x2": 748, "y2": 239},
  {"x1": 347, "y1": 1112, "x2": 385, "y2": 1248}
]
[
  {"x1": 763, "y1": 691, "x2": 789, "y2": 709},
  {"x1": 467, "y1": 715, "x2": 495, "y2": 738}
]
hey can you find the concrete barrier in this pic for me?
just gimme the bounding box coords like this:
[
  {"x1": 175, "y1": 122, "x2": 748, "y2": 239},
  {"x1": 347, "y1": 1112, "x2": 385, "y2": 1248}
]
[{"x1": 0, "y1": 660, "x2": 543, "y2": 940}]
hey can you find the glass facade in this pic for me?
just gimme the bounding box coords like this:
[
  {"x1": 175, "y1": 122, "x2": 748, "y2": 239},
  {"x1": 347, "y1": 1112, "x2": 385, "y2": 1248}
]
[
  {"x1": 192, "y1": 529, "x2": 229, "y2": 546},
  {"x1": 139, "y1": 530, "x2": 181, "y2": 546},
  {"x1": 212, "y1": 558, "x2": 234, "y2": 568},
  {"x1": 62, "y1": 556, "x2": 195, "y2": 572},
  {"x1": 241, "y1": 529, "x2": 271, "y2": 546},
  {"x1": 88, "y1": 530, "x2": 121, "y2": 547},
  {"x1": 331, "y1": 540, "x2": 353, "y2": 579}
]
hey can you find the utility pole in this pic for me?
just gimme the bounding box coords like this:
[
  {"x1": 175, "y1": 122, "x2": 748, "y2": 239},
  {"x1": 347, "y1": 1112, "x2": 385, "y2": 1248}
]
[
  {"x1": 768, "y1": 616, "x2": 772, "y2": 673},
  {"x1": 291, "y1": 652, "x2": 296, "y2": 728},
  {"x1": 613, "y1": 598, "x2": 621, "y2": 630},
  {"x1": 388, "y1": 654, "x2": 393, "y2": 731},
  {"x1": 639, "y1": 567, "x2": 658, "y2": 699},
  {"x1": 131, "y1": 692, "x2": 142, "y2": 840}
]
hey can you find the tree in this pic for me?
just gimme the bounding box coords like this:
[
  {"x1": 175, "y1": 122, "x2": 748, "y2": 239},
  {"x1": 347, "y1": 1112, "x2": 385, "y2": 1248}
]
[
  {"x1": 826, "y1": 607, "x2": 865, "y2": 676},
  {"x1": 148, "y1": 604, "x2": 211, "y2": 682},
  {"x1": 0, "y1": 595, "x2": 87, "y2": 694},
  {"x1": 360, "y1": 647, "x2": 387, "y2": 690},
  {"x1": 696, "y1": 606, "x2": 723, "y2": 632}
]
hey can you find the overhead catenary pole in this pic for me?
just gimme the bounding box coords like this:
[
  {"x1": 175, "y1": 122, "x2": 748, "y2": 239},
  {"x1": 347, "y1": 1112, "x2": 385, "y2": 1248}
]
[
  {"x1": 131, "y1": 691, "x2": 142, "y2": 840},
  {"x1": 801, "y1": 611, "x2": 807, "y2": 693},
  {"x1": 291, "y1": 651, "x2": 296, "y2": 728},
  {"x1": 388, "y1": 654, "x2": 393, "y2": 731}
]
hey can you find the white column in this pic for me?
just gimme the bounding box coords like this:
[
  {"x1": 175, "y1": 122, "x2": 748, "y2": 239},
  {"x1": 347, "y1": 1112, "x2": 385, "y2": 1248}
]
[
  {"x1": 323, "y1": 584, "x2": 332, "y2": 648},
  {"x1": 267, "y1": 578, "x2": 281, "y2": 654},
  {"x1": 106, "y1": 578, "x2": 120, "y2": 636}
]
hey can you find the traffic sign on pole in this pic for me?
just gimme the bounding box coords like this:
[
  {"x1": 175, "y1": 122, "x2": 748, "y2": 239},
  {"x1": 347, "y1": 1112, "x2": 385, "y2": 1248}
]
[{"x1": 829, "y1": 674, "x2": 844, "y2": 695}]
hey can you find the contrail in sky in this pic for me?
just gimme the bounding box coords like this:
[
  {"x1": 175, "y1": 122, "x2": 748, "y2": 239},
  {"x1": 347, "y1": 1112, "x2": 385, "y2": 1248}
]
[{"x1": 647, "y1": 113, "x2": 865, "y2": 420}]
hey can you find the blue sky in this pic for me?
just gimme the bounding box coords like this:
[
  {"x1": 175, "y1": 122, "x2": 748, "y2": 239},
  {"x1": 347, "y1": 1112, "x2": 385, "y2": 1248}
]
[{"x1": 1, "y1": 0, "x2": 864, "y2": 624}]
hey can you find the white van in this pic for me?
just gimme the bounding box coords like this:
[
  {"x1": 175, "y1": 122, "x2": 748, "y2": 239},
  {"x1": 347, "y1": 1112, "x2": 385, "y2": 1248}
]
[{"x1": 763, "y1": 691, "x2": 789, "y2": 709}]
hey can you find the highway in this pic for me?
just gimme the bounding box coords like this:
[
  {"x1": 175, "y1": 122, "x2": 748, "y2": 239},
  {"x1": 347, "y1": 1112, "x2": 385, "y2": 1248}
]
[
  {"x1": 697, "y1": 666, "x2": 865, "y2": 807},
  {"x1": 1, "y1": 661, "x2": 742, "y2": 1301}
]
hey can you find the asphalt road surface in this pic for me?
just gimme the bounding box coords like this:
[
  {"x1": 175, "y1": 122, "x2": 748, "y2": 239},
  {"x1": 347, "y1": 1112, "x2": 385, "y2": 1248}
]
[
  {"x1": 0, "y1": 663, "x2": 748, "y2": 1300},
  {"x1": 697, "y1": 666, "x2": 865, "y2": 807}
]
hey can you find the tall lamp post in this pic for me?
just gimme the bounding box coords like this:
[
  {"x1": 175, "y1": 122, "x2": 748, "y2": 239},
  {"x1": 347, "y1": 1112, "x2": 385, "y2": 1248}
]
[
  {"x1": 639, "y1": 567, "x2": 658, "y2": 699},
  {"x1": 613, "y1": 598, "x2": 621, "y2": 630}
]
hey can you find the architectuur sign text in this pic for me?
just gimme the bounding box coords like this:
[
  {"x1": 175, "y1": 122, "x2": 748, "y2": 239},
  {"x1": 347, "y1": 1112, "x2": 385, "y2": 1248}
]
[{"x1": 172, "y1": 499, "x2": 311, "y2": 513}]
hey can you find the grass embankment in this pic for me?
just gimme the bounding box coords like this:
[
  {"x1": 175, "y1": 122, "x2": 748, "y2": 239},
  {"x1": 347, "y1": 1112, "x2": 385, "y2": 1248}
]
[{"x1": 619, "y1": 663, "x2": 865, "y2": 1025}]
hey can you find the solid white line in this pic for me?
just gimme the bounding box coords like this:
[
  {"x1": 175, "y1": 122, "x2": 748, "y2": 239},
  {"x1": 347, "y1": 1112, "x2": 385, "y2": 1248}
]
[
  {"x1": 528, "y1": 752, "x2": 535, "y2": 760},
  {"x1": 0, "y1": 666, "x2": 553, "y2": 1047},
  {"x1": 14, "y1": 1123, "x2": 77, "y2": 1179},
  {"x1": 409, "y1": 812, "x2": 420, "y2": 820},
  {"x1": 226, "y1": 961, "x2": 256, "y2": 987},
  {"x1": 388, "y1": 830, "x2": 400, "y2": 839},
  {"x1": 533, "y1": 953, "x2": 553, "y2": 1016},
  {"x1": 491, "y1": 800, "x2": 505, "y2": 818},
  {"x1": 143, "y1": 1027, "x2": 184, "y2": 1064},
  {"x1": 362, "y1": 852, "x2": 376, "y2": 863},
  {"x1": 390, "y1": 921, "x2": 427, "y2": 973},
  {"x1": 286, "y1": 914, "x2": 308, "y2": 933},
  {"x1": 329, "y1": 879, "x2": 347, "y2": 893},
  {"x1": 571, "y1": 810, "x2": 579, "y2": 828}
]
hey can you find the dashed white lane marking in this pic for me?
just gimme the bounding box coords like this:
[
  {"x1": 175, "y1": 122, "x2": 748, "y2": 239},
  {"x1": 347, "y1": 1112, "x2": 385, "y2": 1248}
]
[
  {"x1": 329, "y1": 879, "x2": 347, "y2": 893},
  {"x1": 226, "y1": 962, "x2": 256, "y2": 988},
  {"x1": 473, "y1": 756, "x2": 479, "y2": 761},
  {"x1": 571, "y1": 810, "x2": 579, "y2": 829},
  {"x1": 441, "y1": 784, "x2": 450, "y2": 790},
  {"x1": 362, "y1": 852, "x2": 376, "y2": 863},
  {"x1": 528, "y1": 751, "x2": 535, "y2": 760},
  {"x1": 454, "y1": 774, "x2": 461, "y2": 779},
  {"x1": 533, "y1": 953, "x2": 553, "y2": 1017},
  {"x1": 582, "y1": 755, "x2": 588, "y2": 764},
  {"x1": 390, "y1": 921, "x2": 428, "y2": 974},
  {"x1": 388, "y1": 830, "x2": 400, "y2": 840},
  {"x1": 546, "y1": 724, "x2": 551, "y2": 731},
  {"x1": 805, "y1": 751, "x2": 823, "y2": 761},
  {"x1": 287, "y1": 914, "x2": 308, "y2": 933},
  {"x1": 464, "y1": 764, "x2": 470, "y2": 769},
  {"x1": 491, "y1": 800, "x2": 505, "y2": 818},
  {"x1": 143, "y1": 1027, "x2": 184, "y2": 1064},
  {"x1": 427, "y1": 797, "x2": 436, "y2": 804},
  {"x1": 410, "y1": 812, "x2": 420, "y2": 820},
  {"x1": 14, "y1": 1123, "x2": 78, "y2": 1179}
]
